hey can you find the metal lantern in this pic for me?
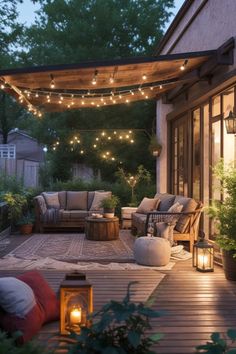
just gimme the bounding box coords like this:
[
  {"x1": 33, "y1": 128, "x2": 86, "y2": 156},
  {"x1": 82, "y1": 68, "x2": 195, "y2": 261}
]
[
  {"x1": 193, "y1": 232, "x2": 214, "y2": 272},
  {"x1": 60, "y1": 272, "x2": 93, "y2": 335},
  {"x1": 224, "y1": 110, "x2": 236, "y2": 134}
]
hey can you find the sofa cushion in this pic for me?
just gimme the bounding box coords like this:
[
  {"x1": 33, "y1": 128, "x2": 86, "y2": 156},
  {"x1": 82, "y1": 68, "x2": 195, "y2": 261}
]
[
  {"x1": 90, "y1": 191, "x2": 112, "y2": 211},
  {"x1": 174, "y1": 196, "x2": 198, "y2": 233},
  {"x1": 154, "y1": 193, "x2": 175, "y2": 211},
  {"x1": 66, "y1": 191, "x2": 88, "y2": 210},
  {"x1": 136, "y1": 197, "x2": 160, "y2": 214},
  {"x1": 58, "y1": 191, "x2": 67, "y2": 209},
  {"x1": 59, "y1": 210, "x2": 88, "y2": 221},
  {"x1": 42, "y1": 192, "x2": 60, "y2": 209}
]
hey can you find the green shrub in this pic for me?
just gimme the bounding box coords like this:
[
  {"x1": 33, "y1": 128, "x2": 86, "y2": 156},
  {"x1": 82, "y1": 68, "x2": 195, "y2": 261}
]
[
  {"x1": 68, "y1": 282, "x2": 163, "y2": 354},
  {"x1": 196, "y1": 329, "x2": 236, "y2": 353}
]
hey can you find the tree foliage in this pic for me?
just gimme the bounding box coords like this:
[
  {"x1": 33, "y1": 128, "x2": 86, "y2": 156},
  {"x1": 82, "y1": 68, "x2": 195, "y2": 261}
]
[{"x1": 2, "y1": 0, "x2": 175, "y2": 181}]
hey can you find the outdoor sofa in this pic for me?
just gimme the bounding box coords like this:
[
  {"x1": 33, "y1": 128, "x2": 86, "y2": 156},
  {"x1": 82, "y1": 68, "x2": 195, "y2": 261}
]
[
  {"x1": 131, "y1": 193, "x2": 203, "y2": 253},
  {"x1": 34, "y1": 190, "x2": 111, "y2": 233}
]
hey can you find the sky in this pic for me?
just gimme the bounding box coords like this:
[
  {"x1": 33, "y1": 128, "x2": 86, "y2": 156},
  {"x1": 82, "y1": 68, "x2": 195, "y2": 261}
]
[{"x1": 17, "y1": 0, "x2": 185, "y2": 31}]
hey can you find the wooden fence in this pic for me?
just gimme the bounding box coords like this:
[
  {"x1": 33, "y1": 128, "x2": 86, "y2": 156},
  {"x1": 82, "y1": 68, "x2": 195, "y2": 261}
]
[{"x1": 0, "y1": 158, "x2": 40, "y2": 188}]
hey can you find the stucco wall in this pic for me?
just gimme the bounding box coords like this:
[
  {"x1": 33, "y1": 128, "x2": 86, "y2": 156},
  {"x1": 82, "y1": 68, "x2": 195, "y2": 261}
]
[{"x1": 161, "y1": 0, "x2": 236, "y2": 55}]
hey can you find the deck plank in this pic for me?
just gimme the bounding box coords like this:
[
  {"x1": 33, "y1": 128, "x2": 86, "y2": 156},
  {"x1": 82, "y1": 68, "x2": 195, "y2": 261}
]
[{"x1": 1, "y1": 234, "x2": 236, "y2": 353}]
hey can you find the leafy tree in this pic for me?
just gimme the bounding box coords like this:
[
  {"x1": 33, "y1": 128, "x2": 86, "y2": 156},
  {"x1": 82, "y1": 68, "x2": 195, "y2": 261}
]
[
  {"x1": 17, "y1": 0, "x2": 174, "y2": 181},
  {"x1": 0, "y1": 0, "x2": 30, "y2": 143}
]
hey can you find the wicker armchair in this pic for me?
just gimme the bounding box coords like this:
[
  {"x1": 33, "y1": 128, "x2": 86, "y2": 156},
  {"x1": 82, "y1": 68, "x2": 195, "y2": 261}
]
[{"x1": 145, "y1": 202, "x2": 203, "y2": 253}]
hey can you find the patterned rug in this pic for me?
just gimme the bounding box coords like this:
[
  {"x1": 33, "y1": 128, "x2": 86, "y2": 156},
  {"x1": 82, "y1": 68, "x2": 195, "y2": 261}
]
[{"x1": 6, "y1": 230, "x2": 135, "y2": 262}]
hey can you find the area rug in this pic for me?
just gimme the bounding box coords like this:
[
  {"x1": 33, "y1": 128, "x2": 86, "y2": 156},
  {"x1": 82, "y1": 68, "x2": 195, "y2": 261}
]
[
  {"x1": 5, "y1": 230, "x2": 135, "y2": 262},
  {"x1": 0, "y1": 256, "x2": 175, "y2": 271}
]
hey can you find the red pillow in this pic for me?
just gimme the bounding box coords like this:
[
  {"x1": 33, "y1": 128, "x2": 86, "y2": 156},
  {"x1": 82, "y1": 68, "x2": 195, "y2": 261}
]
[
  {"x1": 0, "y1": 271, "x2": 59, "y2": 344},
  {"x1": 0, "y1": 303, "x2": 44, "y2": 345},
  {"x1": 17, "y1": 270, "x2": 59, "y2": 323}
]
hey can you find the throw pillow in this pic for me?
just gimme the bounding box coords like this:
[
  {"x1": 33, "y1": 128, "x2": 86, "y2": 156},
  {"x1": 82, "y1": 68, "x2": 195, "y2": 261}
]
[
  {"x1": 66, "y1": 191, "x2": 88, "y2": 210},
  {"x1": 42, "y1": 192, "x2": 60, "y2": 209},
  {"x1": 155, "y1": 222, "x2": 175, "y2": 246},
  {"x1": 0, "y1": 303, "x2": 44, "y2": 345},
  {"x1": 0, "y1": 277, "x2": 36, "y2": 318},
  {"x1": 90, "y1": 191, "x2": 112, "y2": 211},
  {"x1": 136, "y1": 197, "x2": 160, "y2": 214},
  {"x1": 17, "y1": 270, "x2": 59, "y2": 323},
  {"x1": 168, "y1": 202, "x2": 183, "y2": 214}
]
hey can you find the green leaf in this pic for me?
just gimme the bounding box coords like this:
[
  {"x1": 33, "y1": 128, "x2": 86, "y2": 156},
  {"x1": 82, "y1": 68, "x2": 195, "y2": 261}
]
[
  {"x1": 228, "y1": 329, "x2": 236, "y2": 341},
  {"x1": 211, "y1": 332, "x2": 221, "y2": 342},
  {"x1": 149, "y1": 333, "x2": 164, "y2": 342},
  {"x1": 127, "y1": 331, "x2": 140, "y2": 348}
]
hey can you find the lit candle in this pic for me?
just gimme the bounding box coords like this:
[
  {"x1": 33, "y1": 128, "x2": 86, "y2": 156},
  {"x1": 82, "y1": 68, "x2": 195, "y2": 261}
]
[
  {"x1": 198, "y1": 254, "x2": 209, "y2": 268},
  {"x1": 70, "y1": 307, "x2": 82, "y2": 325}
]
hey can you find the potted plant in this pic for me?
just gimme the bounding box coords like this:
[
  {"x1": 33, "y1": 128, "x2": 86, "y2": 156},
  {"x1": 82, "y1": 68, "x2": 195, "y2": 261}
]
[
  {"x1": 17, "y1": 212, "x2": 35, "y2": 235},
  {"x1": 149, "y1": 135, "x2": 162, "y2": 157},
  {"x1": 208, "y1": 161, "x2": 236, "y2": 280},
  {"x1": 99, "y1": 195, "x2": 119, "y2": 218}
]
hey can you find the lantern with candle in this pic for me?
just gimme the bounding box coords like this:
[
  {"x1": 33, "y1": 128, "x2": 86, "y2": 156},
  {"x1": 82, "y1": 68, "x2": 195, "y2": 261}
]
[
  {"x1": 193, "y1": 231, "x2": 214, "y2": 272},
  {"x1": 60, "y1": 272, "x2": 93, "y2": 335}
]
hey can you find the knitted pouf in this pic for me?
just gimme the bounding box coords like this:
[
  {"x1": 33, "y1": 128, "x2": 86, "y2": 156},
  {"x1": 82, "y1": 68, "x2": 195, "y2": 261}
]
[{"x1": 134, "y1": 236, "x2": 171, "y2": 266}]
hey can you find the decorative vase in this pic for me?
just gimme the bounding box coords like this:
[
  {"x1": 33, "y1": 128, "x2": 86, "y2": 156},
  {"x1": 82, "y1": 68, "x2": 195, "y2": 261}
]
[
  {"x1": 19, "y1": 224, "x2": 33, "y2": 235},
  {"x1": 222, "y1": 249, "x2": 236, "y2": 281},
  {"x1": 103, "y1": 208, "x2": 115, "y2": 218}
]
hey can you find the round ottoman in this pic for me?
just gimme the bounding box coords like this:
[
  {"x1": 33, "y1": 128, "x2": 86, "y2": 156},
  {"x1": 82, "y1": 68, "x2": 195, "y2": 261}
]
[{"x1": 134, "y1": 236, "x2": 171, "y2": 266}]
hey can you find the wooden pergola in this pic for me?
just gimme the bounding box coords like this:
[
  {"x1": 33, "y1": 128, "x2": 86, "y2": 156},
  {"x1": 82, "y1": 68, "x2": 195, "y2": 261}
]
[{"x1": 0, "y1": 49, "x2": 224, "y2": 115}]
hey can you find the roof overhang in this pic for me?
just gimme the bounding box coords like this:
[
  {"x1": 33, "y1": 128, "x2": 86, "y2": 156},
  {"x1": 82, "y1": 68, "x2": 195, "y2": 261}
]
[{"x1": 0, "y1": 49, "x2": 225, "y2": 114}]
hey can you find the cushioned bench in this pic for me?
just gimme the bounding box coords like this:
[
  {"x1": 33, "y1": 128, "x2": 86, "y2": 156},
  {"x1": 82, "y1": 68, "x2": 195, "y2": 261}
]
[
  {"x1": 34, "y1": 190, "x2": 111, "y2": 233},
  {"x1": 131, "y1": 193, "x2": 203, "y2": 253}
]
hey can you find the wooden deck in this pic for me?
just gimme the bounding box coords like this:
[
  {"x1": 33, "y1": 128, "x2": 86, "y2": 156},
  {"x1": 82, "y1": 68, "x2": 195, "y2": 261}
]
[{"x1": 1, "y1": 234, "x2": 236, "y2": 353}]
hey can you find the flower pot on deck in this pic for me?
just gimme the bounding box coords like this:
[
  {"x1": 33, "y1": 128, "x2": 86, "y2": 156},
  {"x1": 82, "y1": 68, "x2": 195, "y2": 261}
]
[
  {"x1": 222, "y1": 249, "x2": 236, "y2": 281},
  {"x1": 19, "y1": 224, "x2": 33, "y2": 235}
]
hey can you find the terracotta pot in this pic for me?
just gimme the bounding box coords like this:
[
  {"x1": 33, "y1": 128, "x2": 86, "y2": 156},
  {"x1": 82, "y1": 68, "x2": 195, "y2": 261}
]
[
  {"x1": 222, "y1": 249, "x2": 236, "y2": 281},
  {"x1": 19, "y1": 224, "x2": 33, "y2": 235},
  {"x1": 103, "y1": 208, "x2": 115, "y2": 218}
]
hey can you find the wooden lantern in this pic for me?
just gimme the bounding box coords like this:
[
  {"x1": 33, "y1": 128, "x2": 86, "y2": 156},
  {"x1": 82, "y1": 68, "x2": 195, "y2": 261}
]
[
  {"x1": 193, "y1": 233, "x2": 214, "y2": 272},
  {"x1": 60, "y1": 272, "x2": 93, "y2": 335}
]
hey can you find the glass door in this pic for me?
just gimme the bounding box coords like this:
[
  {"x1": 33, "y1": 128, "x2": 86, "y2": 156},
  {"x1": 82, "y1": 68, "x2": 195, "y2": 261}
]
[{"x1": 171, "y1": 115, "x2": 189, "y2": 196}]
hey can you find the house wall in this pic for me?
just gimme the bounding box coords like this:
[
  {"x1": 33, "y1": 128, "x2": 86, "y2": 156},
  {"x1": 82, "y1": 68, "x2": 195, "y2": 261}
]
[
  {"x1": 5, "y1": 131, "x2": 45, "y2": 162},
  {"x1": 156, "y1": 0, "x2": 236, "y2": 192},
  {"x1": 160, "y1": 0, "x2": 236, "y2": 55}
]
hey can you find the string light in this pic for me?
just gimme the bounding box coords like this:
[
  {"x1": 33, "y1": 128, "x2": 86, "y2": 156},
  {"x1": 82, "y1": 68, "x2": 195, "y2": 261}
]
[
  {"x1": 109, "y1": 75, "x2": 114, "y2": 84},
  {"x1": 142, "y1": 74, "x2": 147, "y2": 80},
  {"x1": 92, "y1": 69, "x2": 98, "y2": 85},
  {"x1": 180, "y1": 59, "x2": 188, "y2": 71},
  {"x1": 50, "y1": 74, "x2": 55, "y2": 88}
]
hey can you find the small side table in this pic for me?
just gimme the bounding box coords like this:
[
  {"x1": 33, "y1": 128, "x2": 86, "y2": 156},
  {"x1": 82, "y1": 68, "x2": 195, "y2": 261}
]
[
  {"x1": 85, "y1": 216, "x2": 119, "y2": 241},
  {"x1": 121, "y1": 207, "x2": 138, "y2": 229}
]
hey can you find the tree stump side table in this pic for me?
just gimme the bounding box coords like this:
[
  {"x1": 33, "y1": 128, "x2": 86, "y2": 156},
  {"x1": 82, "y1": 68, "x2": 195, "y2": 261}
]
[
  {"x1": 85, "y1": 216, "x2": 119, "y2": 241},
  {"x1": 121, "y1": 207, "x2": 138, "y2": 229}
]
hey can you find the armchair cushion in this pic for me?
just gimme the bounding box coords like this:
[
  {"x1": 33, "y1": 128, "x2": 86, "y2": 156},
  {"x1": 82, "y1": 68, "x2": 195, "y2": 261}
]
[
  {"x1": 174, "y1": 196, "x2": 198, "y2": 233},
  {"x1": 155, "y1": 193, "x2": 176, "y2": 211},
  {"x1": 136, "y1": 197, "x2": 160, "y2": 214}
]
